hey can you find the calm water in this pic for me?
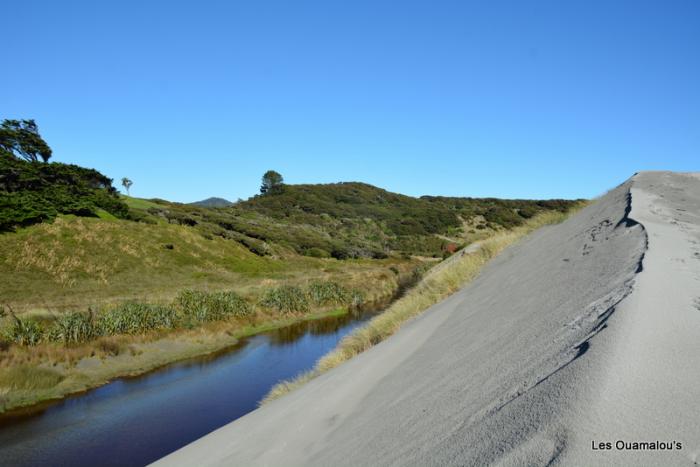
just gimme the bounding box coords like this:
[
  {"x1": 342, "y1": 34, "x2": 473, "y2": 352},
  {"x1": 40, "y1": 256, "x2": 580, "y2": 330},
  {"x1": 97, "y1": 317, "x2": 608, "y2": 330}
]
[{"x1": 0, "y1": 309, "x2": 379, "y2": 466}]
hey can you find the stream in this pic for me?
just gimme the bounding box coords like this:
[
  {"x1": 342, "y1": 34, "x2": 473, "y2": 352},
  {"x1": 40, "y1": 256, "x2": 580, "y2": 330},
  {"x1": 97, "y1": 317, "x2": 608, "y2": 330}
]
[{"x1": 0, "y1": 307, "x2": 381, "y2": 466}]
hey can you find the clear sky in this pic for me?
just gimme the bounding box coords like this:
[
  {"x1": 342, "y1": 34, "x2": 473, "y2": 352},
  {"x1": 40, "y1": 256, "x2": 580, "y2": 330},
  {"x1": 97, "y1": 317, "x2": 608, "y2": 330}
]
[{"x1": 3, "y1": 1, "x2": 698, "y2": 202}]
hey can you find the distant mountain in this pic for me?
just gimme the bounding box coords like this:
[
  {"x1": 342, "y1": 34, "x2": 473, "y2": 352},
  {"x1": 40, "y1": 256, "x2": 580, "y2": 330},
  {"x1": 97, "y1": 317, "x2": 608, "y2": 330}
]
[{"x1": 190, "y1": 197, "x2": 234, "y2": 208}]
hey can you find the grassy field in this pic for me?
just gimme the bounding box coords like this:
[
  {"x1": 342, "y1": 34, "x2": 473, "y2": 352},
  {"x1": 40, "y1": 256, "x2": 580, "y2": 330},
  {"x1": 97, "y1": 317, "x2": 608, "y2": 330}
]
[
  {"x1": 0, "y1": 214, "x2": 414, "y2": 312},
  {"x1": 262, "y1": 204, "x2": 586, "y2": 404}
]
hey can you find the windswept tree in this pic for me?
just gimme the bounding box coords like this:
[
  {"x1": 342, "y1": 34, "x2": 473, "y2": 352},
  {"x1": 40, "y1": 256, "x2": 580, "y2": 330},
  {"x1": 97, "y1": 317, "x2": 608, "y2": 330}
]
[
  {"x1": 0, "y1": 119, "x2": 53, "y2": 162},
  {"x1": 260, "y1": 170, "x2": 284, "y2": 194},
  {"x1": 121, "y1": 177, "x2": 133, "y2": 195}
]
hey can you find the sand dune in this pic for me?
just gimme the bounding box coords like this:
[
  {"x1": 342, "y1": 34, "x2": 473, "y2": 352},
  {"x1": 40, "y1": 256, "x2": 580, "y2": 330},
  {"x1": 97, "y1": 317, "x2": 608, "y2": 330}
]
[{"x1": 154, "y1": 172, "x2": 700, "y2": 467}]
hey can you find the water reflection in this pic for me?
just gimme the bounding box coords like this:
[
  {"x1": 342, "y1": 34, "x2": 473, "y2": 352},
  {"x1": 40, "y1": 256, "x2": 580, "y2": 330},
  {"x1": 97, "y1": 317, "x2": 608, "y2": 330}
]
[{"x1": 0, "y1": 302, "x2": 386, "y2": 467}]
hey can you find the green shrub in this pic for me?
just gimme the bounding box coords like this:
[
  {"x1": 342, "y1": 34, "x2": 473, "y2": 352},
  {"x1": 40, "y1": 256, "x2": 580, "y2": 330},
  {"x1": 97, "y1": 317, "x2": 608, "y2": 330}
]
[
  {"x1": 177, "y1": 290, "x2": 251, "y2": 323},
  {"x1": 307, "y1": 281, "x2": 350, "y2": 306},
  {"x1": 98, "y1": 303, "x2": 179, "y2": 336},
  {"x1": 3, "y1": 318, "x2": 43, "y2": 346},
  {"x1": 259, "y1": 286, "x2": 309, "y2": 313},
  {"x1": 48, "y1": 311, "x2": 98, "y2": 344}
]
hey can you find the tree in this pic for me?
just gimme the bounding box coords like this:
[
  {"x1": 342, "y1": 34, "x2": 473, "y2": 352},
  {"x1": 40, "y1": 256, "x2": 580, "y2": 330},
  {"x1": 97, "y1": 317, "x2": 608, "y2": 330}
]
[
  {"x1": 260, "y1": 170, "x2": 284, "y2": 194},
  {"x1": 0, "y1": 119, "x2": 52, "y2": 162},
  {"x1": 121, "y1": 177, "x2": 133, "y2": 195}
]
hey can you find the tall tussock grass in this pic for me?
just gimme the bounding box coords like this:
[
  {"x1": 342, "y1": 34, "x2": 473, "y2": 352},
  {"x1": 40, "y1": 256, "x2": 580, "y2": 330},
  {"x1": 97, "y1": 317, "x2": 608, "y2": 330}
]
[
  {"x1": 0, "y1": 279, "x2": 365, "y2": 349},
  {"x1": 99, "y1": 303, "x2": 180, "y2": 336},
  {"x1": 261, "y1": 207, "x2": 583, "y2": 405},
  {"x1": 258, "y1": 282, "x2": 365, "y2": 314},
  {"x1": 259, "y1": 286, "x2": 310, "y2": 313},
  {"x1": 177, "y1": 290, "x2": 251, "y2": 323},
  {"x1": 5, "y1": 318, "x2": 43, "y2": 346},
  {"x1": 1, "y1": 288, "x2": 252, "y2": 346},
  {"x1": 308, "y1": 281, "x2": 350, "y2": 306},
  {"x1": 49, "y1": 310, "x2": 99, "y2": 344}
]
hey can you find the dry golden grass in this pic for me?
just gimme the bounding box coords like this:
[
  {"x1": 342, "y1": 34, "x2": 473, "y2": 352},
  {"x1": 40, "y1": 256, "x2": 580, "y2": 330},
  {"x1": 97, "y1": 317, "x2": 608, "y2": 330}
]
[
  {"x1": 261, "y1": 206, "x2": 585, "y2": 404},
  {"x1": 0, "y1": 365, "x2": 64, "y2": 391}
]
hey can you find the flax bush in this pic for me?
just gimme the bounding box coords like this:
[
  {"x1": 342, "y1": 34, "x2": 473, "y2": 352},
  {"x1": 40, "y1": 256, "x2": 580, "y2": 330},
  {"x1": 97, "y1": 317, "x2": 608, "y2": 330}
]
[
  {"x1": 48, "y1": 310, "x2": 98, "y2": 344},
  {"x1": 259, "y1": 285, "x2": 310, "y2": 313},
  {"x1": 177, "y1": 290, "x2": 251, "y2": 323},
  {"x1": 98, "y1": 303, "x2": 180, "y2": 336},
  {"x1": 307, "y1": 281, "x2": 350, "y2": 306},
  {"x1": 4, "y1": 318, "x2": 43, "y2": 346}
]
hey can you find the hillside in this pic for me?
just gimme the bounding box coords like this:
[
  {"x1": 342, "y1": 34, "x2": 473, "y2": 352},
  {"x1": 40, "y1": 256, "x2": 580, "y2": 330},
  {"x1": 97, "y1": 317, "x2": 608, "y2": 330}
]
[
  {"x1": 136, "y1": 182, "x2": 580, "y2": 261},
  {"x1": 0, "y1": 155, "x2": 580, "y2": 312}
]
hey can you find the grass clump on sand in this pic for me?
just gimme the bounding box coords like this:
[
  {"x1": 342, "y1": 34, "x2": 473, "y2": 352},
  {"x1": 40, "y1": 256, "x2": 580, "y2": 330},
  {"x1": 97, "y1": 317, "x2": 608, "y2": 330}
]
[{"x1": 261, "y1": 207, "x2": 585, "y2": 404}]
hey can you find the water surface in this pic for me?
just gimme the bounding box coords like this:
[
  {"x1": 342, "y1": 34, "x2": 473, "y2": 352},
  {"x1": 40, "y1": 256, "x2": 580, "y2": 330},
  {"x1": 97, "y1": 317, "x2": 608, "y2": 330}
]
[{"x1": 0, "y1": 309, "x2": 378, "y2": 466}]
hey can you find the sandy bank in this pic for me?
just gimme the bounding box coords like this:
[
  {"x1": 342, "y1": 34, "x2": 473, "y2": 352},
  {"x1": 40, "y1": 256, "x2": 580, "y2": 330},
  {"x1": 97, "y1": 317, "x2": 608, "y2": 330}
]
[{"x1": 155, "y1": 172, "x2": 699, "y2": 466}]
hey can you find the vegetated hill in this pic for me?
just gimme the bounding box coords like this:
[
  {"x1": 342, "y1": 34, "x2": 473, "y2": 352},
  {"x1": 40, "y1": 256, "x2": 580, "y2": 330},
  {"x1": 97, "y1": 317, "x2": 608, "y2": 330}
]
[
  {"x1": 138, "y1": 182, "x2": 580, "y2": 260},
  {"x1": 190, "y1": 197, "x2": 234, "y2": 208},
  {"x1": 0, "y1": 155, "x2": 581, "y2": 309},
  {"x1": 1, "y1": 150, "x2": 580, "y2": 261}
]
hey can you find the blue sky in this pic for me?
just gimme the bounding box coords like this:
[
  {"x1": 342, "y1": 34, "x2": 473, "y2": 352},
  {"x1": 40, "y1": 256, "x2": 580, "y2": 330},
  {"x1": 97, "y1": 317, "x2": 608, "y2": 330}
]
[{"x1": 3, "y1": 0, "x2": 698, "y2": 202}]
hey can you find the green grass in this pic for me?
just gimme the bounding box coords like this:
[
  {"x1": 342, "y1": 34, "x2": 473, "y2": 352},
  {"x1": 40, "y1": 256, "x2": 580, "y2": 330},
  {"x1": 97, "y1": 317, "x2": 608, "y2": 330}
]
[
  {"x1": 0, "y1": 366, "x2": 64, "y2": 391},
  {"x1": 120, "y1": 195, "x2": 165, "y2": 211},
  {"x1": 95, "y1": 209, "x2": 118, "y2": 220},
  {"x1": 0, "y1": 215, "x2": 408, "y2": 312}
]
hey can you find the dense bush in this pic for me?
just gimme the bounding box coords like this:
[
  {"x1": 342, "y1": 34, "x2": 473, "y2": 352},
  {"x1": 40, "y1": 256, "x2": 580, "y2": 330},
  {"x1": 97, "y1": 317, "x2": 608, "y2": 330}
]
[
  {"x1": 0, "y1": 156, "x2": 129, "y2": 231},
  {"x1": 119, "y1": 180, "x2": 579, "y2": 260},
  {"x1": 241, "y1": 182, "x2": 462, "y2": 237}
]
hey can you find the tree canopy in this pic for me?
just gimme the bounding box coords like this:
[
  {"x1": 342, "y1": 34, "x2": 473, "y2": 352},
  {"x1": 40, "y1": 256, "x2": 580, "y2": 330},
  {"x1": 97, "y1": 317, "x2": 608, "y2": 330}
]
[
  {"x1": 260, "y1": 170, "x2": 284, "y2": 194},
  {"x1": 0, "y1": 119, "x2": 53, "y2": 163},
  {"x1": 121, "y1": 177, "x2": 133, "y2": 195}
]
